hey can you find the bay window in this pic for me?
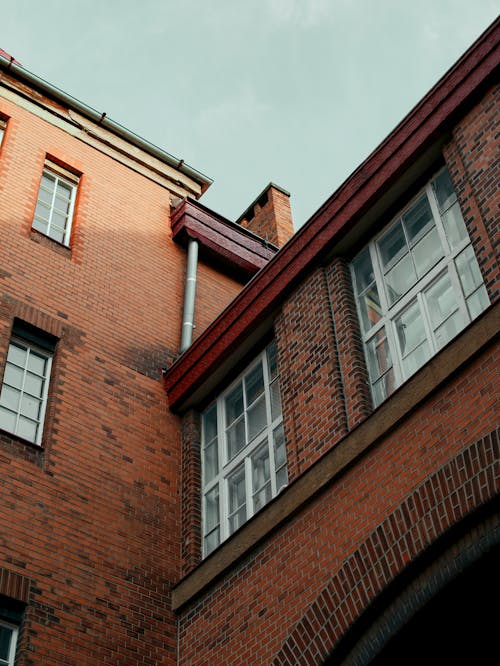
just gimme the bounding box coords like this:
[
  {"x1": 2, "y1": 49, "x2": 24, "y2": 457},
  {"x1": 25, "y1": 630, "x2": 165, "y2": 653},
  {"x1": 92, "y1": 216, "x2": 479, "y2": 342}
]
[
  {"x1": 201, "y1": 341, "x2": 287, "y2": 556},
  {"x1": 351, "y1": 167, "x2": 489, "y2": 407}
]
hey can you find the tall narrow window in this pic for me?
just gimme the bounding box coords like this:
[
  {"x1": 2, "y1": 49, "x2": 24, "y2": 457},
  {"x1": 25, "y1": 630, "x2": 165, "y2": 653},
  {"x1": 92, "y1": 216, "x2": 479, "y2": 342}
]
[
  {"x1": 351, "y1": 167, "x2": 489, "y2": 407},
  {"x1": 0, "y1": 118, "x2": 6, "y2": 147},
  {"x1": 0, "y1": 619, "x2": 18, "y2": 666},
  {"x1": 32, "y1": 159, "x2": 79, "y2": 246},
  {"x1": 201, "y1": 341, "x2": 287, "y2": 556},
  {"x1": 0, "y1": 322, "x2": 57, "y2": 445}
]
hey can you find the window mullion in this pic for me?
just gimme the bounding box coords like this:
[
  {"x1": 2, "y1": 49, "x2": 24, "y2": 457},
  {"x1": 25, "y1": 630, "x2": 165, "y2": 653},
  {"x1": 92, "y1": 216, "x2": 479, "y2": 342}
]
[{"x1": 217, "y1": 399, "x2": 227, "y2": 543}]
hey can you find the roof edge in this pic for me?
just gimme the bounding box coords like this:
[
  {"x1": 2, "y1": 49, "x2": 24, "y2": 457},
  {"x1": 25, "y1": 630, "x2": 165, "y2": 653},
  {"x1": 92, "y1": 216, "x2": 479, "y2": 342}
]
[
  {"x1": 0, "y1": 54, "x2": 213, "y2": 192},
  {"x1": 164, "y1": 17, "x2": 500, "y2": 411}
]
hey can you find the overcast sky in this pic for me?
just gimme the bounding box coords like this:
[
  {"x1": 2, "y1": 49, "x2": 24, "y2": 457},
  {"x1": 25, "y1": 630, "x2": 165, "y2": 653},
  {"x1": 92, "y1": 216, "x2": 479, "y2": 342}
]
[{"x1": 2, "y1": 1, "x2": 498, "y2": 230}]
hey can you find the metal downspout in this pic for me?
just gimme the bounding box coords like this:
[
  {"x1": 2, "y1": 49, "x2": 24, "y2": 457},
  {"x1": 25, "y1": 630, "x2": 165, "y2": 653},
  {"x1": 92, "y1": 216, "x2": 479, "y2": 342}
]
[{"x1": 179, "y1": 238, "x2": 199, "y2": 353}]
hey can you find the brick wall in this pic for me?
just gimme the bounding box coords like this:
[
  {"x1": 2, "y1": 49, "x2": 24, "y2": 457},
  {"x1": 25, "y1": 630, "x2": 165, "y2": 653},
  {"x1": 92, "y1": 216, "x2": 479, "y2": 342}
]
[
  {"x1": 176, "y1": 345, "x2": 498, "y2": 664},
  {"x1": 0, "y1": 91, "x2": 235, "y2": 665},
  {"x1": 175, "y1": 79, "x2": 499, "y2": 664}
]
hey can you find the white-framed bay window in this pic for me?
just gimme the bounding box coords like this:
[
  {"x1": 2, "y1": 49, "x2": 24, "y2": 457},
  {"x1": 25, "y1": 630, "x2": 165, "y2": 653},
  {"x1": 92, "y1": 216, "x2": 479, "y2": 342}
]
[
  {"x1": 351, "y1": 166, "x2": 489, "y2": 407},
  {"x1": 0, "y1": 619, "x2": 18, "y2": 666},
  {"x1": 201, "y1": 341, "x2": 287, "y2": 556}
]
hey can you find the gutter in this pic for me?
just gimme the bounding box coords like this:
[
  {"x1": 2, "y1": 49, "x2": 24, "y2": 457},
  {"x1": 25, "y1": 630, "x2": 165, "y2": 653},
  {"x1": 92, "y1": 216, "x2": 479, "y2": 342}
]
[{"x1": 0, "y1": 54, "x2": 213, "y2": 193}]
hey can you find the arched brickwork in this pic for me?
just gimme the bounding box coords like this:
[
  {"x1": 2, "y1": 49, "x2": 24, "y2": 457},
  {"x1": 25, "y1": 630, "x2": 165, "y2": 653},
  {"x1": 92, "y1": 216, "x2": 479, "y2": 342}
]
[{"x1": 272, "y1": 428, "x2": 499, "y2": 665}]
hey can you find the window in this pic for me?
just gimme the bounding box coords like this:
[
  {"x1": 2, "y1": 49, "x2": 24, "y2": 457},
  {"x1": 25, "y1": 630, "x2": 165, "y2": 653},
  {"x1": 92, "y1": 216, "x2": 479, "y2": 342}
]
[
  {"x1": 32, "y1": 160, "x2": 78, "y2": 246},
  {"x1": 0, "y1": 118, "x2": 6, "y2": 147},
  {"x1": 351, "y1": 167, "x2": 489, "y2": 407},
  {"x1": 0, "y1": 619, "x2": 17, "y2": 666},
  {"x1": 0, "y1": 322, "x2": 56, "y2": 445},
  {"x1": 201, "y1": 341, "x2": 287, "y2": 556}
]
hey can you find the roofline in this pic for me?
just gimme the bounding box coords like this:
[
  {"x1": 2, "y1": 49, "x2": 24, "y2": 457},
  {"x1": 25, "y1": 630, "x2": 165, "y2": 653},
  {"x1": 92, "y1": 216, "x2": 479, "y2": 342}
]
[
  {"x1": 164, "y1": 17, "x2": 500, "y2": 411},
  {"x1": 0, "y1": 54, "x2": 213, "y2": 192}
]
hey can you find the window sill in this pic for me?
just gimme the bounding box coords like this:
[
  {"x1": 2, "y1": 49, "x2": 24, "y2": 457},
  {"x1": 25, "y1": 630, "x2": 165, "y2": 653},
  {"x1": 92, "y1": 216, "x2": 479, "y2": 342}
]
[
  {"x1": 30, "y1": 229, "x2": 72, "y2": 258},
  {"x1": 171, "y1": 301, "x2": 499, "y2": 611}
]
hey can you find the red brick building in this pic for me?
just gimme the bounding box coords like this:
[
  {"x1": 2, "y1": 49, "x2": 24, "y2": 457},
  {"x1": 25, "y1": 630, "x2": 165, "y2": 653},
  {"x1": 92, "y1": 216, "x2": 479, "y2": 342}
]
[{"x1": 0, "y1": 18, "x2": 498, "y2": 666}]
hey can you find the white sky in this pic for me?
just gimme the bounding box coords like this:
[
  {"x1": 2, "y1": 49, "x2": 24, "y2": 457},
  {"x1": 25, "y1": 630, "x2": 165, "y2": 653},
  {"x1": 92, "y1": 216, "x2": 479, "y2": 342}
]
[{"x1": 2, "y1": 1, "x2": 498, "y2": 230}]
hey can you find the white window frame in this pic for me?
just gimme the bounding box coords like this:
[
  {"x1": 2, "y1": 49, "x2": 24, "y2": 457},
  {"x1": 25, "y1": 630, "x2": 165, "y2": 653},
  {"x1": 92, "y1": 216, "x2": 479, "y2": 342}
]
[
  {"x1": 32, "y1": 161, "x2": 78, "y2": 246},
  {"x1": 351, "y1": 166, "x2": 489, "y2": 407},
  {"x1": 0, "y1": 336, "x2": 53, "y2": 445},
  {"x1": 201, "y1": 341, "x2": 287, "y2": 557},
  {"x1": 0, "y1": 619, "x2": 18, "y2": 666}
]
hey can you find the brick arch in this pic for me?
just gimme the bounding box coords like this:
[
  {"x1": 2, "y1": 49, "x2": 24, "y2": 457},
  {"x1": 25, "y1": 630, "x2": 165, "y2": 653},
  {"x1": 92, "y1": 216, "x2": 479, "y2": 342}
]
[{"x1": 272, "y1": 428, "x2": 499, "y2": 666}]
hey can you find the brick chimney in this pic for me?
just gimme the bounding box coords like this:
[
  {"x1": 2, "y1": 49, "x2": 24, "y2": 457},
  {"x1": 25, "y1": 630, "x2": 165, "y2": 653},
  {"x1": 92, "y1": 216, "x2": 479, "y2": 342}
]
[{"x1": 237, "y1": 183, "x2": 294, "y2": 247}]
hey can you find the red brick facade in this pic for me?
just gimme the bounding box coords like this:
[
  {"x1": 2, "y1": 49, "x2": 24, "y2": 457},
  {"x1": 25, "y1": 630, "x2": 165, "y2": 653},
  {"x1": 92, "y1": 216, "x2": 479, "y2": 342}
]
[
  {"x1": 168, "y1": 21, "x2": 499, "y2": 666},
  {"x1": 0, "y1": 19, "x2": 498, "y2": 666}
]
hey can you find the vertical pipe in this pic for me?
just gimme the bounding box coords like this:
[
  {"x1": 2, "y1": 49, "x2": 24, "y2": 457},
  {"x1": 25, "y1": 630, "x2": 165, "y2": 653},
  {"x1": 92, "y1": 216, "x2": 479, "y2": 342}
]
[{"x1": 180, "y1": 238, "x2": 199, "y2": 353}]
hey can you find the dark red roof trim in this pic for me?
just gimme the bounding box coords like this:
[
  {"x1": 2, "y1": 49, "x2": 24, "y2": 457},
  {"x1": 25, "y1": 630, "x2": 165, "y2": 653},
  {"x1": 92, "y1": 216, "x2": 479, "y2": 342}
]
[
  {"x1": 164, "y1": 19, "x2": 500, "y2": 412},
  {"x1": 171, "y1": 198, "x2": 277, "y2": 280}
]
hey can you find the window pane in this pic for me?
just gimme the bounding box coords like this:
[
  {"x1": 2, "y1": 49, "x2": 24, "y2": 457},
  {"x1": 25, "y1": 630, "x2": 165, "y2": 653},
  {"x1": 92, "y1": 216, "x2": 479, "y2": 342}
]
[
  {"x1": 412, "y1": 227, "x2": 444, "y2": 277},
  {"x1": 404, "y1": 196, "x2": 434, "y2": 244},
  {"x1": 0, "y1": 406, "x2": 16, "y2": 433},
  {"x1": 276, "y1": 466, "x2": 288, "y2": 490},
  {"x1": 3, "y1": 364, "x2": 24, "y2": 390},
  {"x1": 37, "y1": 185, "x2": 53, "y2": 205},
  {"x1": 252, "y1": 446, "x2": 271, "y2": 512},
  {"x1": 27, "y1": 352, "x2": 47, "y2": 376},
  {"x1": 247, "y1": 395, "x2": 266, "y2": 442},
  {"x1": 24, "y1": 373, "x2": 43, "y2": 398},
  {"x1": 396, "y1": 300, "x2": 427, "y2": 356},
  {"x1": 352, "y1": 247, "x2": 375, "y2": 294},
  {"x1": 434, "y1": 311, "x2": 464, "y2": 349},
  {"x1": 7, "y1": 344, "x2": 27, "y2": 367},
  {"x1": 356, "y1": 284, "x2": 382, "y2": 333},
  {"x1": 245, "y1": 363, "x2": 264, "y2": 405},
  {"x1": 273, "y1": 424, "x2": 286, "y2": 468},
  {"x1": 204, "y1": 486, "x2": 219, "y2": 533},
  {"x1": 228, "y1": 468, "x2": 246, "y2": 534},
  {"x1": 366, "y1": 329, "x2": 392, "y2": 382},
  {"x1": 385, "y1": 253, "x2": 417, "y2": 305},
  {"x1": 203, "y1": 440, "x2": 218, "y2": 484},
  {"x1": 372, "y1": 370, "x2": 395, "y2": 407},
  {"x1": 425, "y1": 272, "x2": 459, "y2": 330},
  {"x1": 270, "y1": 378, "x2": 282, "y2": 421},
  {"x1": 17, "y1": 416, "x2": 38, "y2": 442},
  {"x1": 32, "y1": 217, "x2": 49, "y2": 234},
  {"x1": 51, "y1": 211, "x2": 68, "y2": 230},
  {"x1": 433, "y1": 168, "x2": 456, "y2": 212},
  {"x1": 441, "y1": 202, "x2": 467, "y2": 248},
  {"x1": 226, "y1": 417, "x2": 245, "y2": 459},
  {"x1": 20, "y1": 394, "x2": 41, "y2": 421},
  {"x1": 202, "y1": 404, "x2": 217, "y2": 442},
  {"x1": 204, "y1": 528, "x2": 220, "y2": 556},
  {"x1": 0, "y1": 386, "x2": 20, "y2": 411},
  {"x1": 228, "y1": 468, "x2": 246, "y2": 512},
  {"x1": 266, "y1": 341, "x2": 278, "y2": 380},
  {"x1": 41, "y1": 173, "x2": 56, "y2": 190},
  {"x1": 33, "y1": 202, "x2": 51, "y2": 223},
  {"x1": 378, "y1": 221, "x2": 407, "y2": 270},
  {"x1": 56, "y1": 180, "x2": 72, "y2": 199},
  {"x1": 456, "y1": 246, "x2": 485, "y2": 298},
  {"x1": 225, "y1": 383, "x2": 243, "y2": 425},
  {"x1": 48, "y1": 228, "x2": 65, "y2": 244},
  {"x1": 401, "y1": 340, "x2": 430, "y2": 376},
  {"x1": 466, "y1": 286, "x2": 489, "y2": 320},
  {"x1": 0, "y1": 625, "x2": 13, "y2": 660}
]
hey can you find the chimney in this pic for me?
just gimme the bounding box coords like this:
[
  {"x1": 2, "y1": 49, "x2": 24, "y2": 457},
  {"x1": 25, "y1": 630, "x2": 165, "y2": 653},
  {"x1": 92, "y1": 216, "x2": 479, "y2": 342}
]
[{"x1": 237, "y1": 183, "x2": 294, "y2": 247}]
